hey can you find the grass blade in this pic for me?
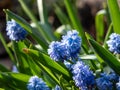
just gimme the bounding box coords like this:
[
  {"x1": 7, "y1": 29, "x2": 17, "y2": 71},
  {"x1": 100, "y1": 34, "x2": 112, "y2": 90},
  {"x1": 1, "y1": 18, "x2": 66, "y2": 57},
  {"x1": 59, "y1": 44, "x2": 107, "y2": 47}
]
[
  {"x1": 89, "y1": 39, "x2": 120, "y2": 75},
  {"x1": 95, "y1": 9, "x2": 106, "y2": 42},
  {"x1": 107, "y1": 0, "x2": 120, "y2": 33},
  {"x1": 64, "y1": 0, "x2": 89, "y2": 51},
  {"x1": 0, "y1": 33, "x2": 14, "y2": 62}
]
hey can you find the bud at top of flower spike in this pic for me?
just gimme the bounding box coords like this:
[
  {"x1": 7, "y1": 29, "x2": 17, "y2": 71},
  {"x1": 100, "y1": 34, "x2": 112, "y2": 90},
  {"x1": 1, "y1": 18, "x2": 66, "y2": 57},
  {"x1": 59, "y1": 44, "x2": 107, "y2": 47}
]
[
  {"x1": 6, "y1": 20, "x2": 27, "y2": 41},
  {"x1": 61, "y1": 30, "x2": 82, "y2": 59},
  {"x1": 72, "y1": 61, "x2": 95, "y2": 90},
  {"x1": 27, "y1": 76, "x2": 50, "y2": 90},
  {"x1": 107, "y1": 33, "x2": 120, "y2": 54}
]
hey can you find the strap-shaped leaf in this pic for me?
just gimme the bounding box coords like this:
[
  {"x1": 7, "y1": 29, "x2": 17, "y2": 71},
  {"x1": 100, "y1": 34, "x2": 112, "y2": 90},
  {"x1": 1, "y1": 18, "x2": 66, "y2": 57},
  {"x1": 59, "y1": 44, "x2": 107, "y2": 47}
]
[
  {"x1": 0, "y1": 72, "x2": 30, "y2": 89},
  {"x1": 23, "y1": 49, "x2": 72, "y2": 81},
  {"x1": 89, "y1": 39, "x2": 120, "y2": 75},
  {"x1": 64, "y1": 0, "x2": 89, "y2": 51},
  {"x1": 107, "y1": 0, "x2": 120, "y2": 34},
  {"x1": 95, "y1": 9, "x2": 106, "y2": 42}
]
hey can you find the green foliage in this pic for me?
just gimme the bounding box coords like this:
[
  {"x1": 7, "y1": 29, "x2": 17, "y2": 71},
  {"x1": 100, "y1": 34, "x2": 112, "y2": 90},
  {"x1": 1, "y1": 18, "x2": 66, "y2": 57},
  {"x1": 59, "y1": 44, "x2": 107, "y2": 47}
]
[
  {"x1": 107, "y1": 0, "x2": 120, "y2": 34},
  {"x1": 95, "y1": 9, "x2": 106, "y2": 42},
  {"x1": 89, "y1": 39, "x2": 120, "y2": 75},
  {"x1": 1, "y1": 0, "x2": 120, "y2": 89}
]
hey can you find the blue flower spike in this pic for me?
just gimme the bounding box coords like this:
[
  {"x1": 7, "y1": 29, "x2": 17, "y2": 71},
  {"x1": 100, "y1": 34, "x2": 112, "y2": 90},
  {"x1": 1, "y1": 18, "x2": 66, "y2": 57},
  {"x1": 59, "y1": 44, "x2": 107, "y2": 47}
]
[
  {"x1": 107, "y1": 33, "x2": 120, "y2": 54},
  {"x1": 48, "y1": 41, "x2": 70, "y2": 62},
  {"x1": 62, "y1": 30, "x2": 82, "y2": 59},
  {"x1": 6, "y1": 19, "x2": 27, "y2": 41},
  {"x1": 72, "y1": 61, "x2": 95, "y2": 90},
  {"x1": 27, "y1": 76, "x2": 50, "y2": 90},
  {"x1": 48, "y1": 30, "x2": 82, "y2": 62},
  {"x1": 96, "y1": 73, "x2": 114, "y2": 90}
]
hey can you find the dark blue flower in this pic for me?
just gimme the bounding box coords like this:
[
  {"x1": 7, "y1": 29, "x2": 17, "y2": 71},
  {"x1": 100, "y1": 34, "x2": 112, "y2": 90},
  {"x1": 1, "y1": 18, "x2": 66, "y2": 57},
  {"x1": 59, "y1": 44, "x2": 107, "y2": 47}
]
[
  {"x1": 6, "y1": 20, "x2": 27, "y2": 41},
  {"x1": 108, "y1": 72, "x2": 119, "y2": 82},
  {"x1": 48, "y1": 41, "x2": 70, "y2": 62},
  {"x1": 107, "y1": 33, "x2": 120, "y2": 54},
  {"x1": 72, "y1": 61, "x2": 95, "y2": 90},
  {"x1": 62, "y1": 30, "x2": 82, "y2": 59},
  {"x1": 27, "y1": 76, "x2": 50, "y2": 90},
  {"x1": 116, "y1": 77, "x2": 120, "y2": 90},
  {"x1": 96, "y1": 73, "x2": 114, "y2": 90}
]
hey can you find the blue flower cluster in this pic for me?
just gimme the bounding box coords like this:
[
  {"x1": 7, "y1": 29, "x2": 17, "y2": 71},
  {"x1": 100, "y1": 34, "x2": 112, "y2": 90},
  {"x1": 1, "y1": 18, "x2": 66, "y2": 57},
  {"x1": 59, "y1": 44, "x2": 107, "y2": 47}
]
[
  {"x1": 27, "y1": 76, "x2": 50, "y2": 90},
  {"x1": 116, "y1": 78, "x2": 120, "y2": 90},
  {"x1": 48, "y1": 41, "x2": 69, "y2": 62},
  {"x1": 48, "y1": 30, "x2": 81, "y2": 62},
  {"x1": 107, "y1": 33, "x2": 120, "y2": 54},
  {"x1": 96, "y1": 72, "x2": 119, "y2": 90},
  {"x1": 61, "y1": 30, "x2": 82, "y2": 59},
  {"x1": 64, "y1": 61, "x2": 72, "y2": 70},
  {"x1": 72, "y1": 61, "x2": 95, "y2": 90},
  {"x1": 6, "y1": 20, "x2": 27, "y2": 41}
]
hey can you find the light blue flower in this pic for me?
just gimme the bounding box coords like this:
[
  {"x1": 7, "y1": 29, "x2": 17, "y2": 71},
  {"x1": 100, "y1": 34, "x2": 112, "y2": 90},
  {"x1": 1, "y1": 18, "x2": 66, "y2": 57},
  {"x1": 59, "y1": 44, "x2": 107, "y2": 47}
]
[
  {"x1": 54, "y1": 85, "x2": 62, "y2": 90},
  {"x1": 96, "y1": 73, "x2": 113, "y2": 90},
  {"x1": 62, "y1": 30, "x2": 82, "y2": 59},
  {"x1": 64, "y1": 61, "x2": 72, "y2": 70},
  {"x1": 116, "y1": 77, "x2": 120, "y2": 90},
  {"x1": 6, "y1": 20, "x2": 27, "y2": 41},
  {"x1": 107, "y1": 33, "x2": 120, "y2": 54},
  {"x1": 27, "y1": 76, "x2": 50, "y2": 90},
  {"x1": 48, "y1": 41, "x2": 70, "y2": 62},
  {"x1": 72, "y1": 61, "x2": 95, "y2": 90}
]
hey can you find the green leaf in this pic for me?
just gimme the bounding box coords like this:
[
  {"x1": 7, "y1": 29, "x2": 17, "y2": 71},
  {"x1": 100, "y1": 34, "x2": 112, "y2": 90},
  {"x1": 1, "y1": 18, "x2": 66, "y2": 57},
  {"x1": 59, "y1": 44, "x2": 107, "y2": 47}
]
[
  {"x1": 95, "y1": 9, "x2": 106, "y2": 42},
  {"x1": 64, "y1": 0, "x2": 89, "y2": 51},
  {"x1": 37, "y1": 0, "x2": 48, "y2": 24},
  {"x1": 38, "y1": 63, "x2": 60, "y2": 84},
  {"x1": 103, "y1": 23, "x2": 113, "y2": 47},
  {"x1": 12, "y1": 41, "x2": 32, "y2": 75},
  {"x1": 85, "y1": 32, "x2": 104, "y2": 63},
  {"x1": 18, "y1": 0, "x2": 55, "y2": 42},
  {"x1": 0, "y1": 33, "x2": 14, "y2": 62},
  {"x1": 23, "y1": 49, "x2": 72, "y2": 81},
  {"x1": 0, "y1": 64, "x2": 10, "y2": 72},
  {"x1": 0, "y1": 72, "x2": 30, "y2": 89},
  {"x1": 54, "y1": 4, "x2": 70, "y2": 25},
  {"x1": 80, "y1": 54, "x2": 97, "y2": 60},
  {"x1": 107, "y1": 0, "x2": 120, "y2": 33},
  {"x1": 89, "y1": 39, "x2": 120, "y2": 75}
]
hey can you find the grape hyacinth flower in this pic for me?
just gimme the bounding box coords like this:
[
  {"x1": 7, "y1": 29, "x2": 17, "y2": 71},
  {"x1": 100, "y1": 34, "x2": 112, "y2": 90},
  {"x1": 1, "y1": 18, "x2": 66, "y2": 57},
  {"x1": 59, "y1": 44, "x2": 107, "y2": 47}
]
[
  {"x1": 27, "y1": 76, "x2": 50, "y2": 90},
  {"x1": 62, "y1": 30, "x2": 82, "y2": 59},
  {"x1": 107, "y1": 72, "x2": 119, "y2": 82},
  {"x1": 72, "y1": 61, "x2": 95, "y2": 90},
  {"x1": 48, "y1": 30, "x2": 82, "y2": 62},
  {"x1": 96, "y1": 73, "x2": 114, "y2": 90},
  {"x1": 6, "y1": 20, "x2": 27, "y2": 41},
  {"x1": 107, "y1": 33, "x2": 120, "y2": 54},
  {"x1": 54, "y1": 85, "x2": 62, "y2": 90},
  {"x1": 116, "y1": 77, "x2": 120, "y2": 90},
  {"x1": 48, "y1": 41, "x2": 70, "y2": 62}
]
